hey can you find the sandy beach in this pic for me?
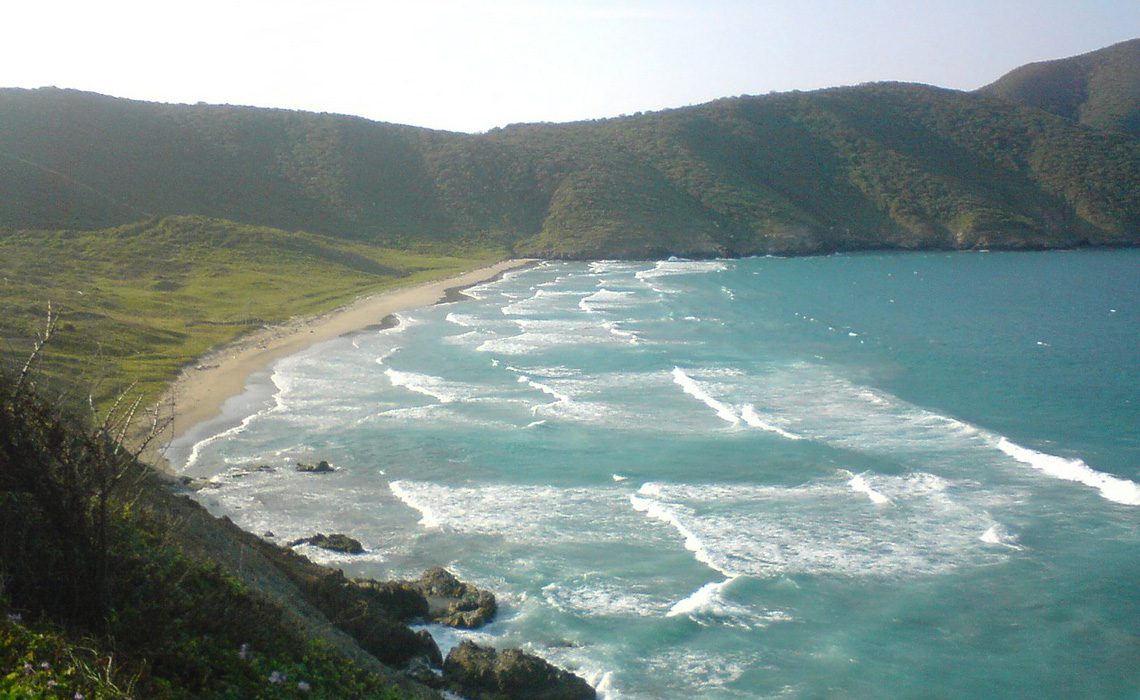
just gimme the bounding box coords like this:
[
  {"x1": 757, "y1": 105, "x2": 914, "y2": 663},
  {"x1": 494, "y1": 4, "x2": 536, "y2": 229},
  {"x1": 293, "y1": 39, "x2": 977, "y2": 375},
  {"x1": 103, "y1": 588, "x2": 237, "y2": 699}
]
[{"x1": 150, "y1": 259, "x2": 536, "y2": 469}]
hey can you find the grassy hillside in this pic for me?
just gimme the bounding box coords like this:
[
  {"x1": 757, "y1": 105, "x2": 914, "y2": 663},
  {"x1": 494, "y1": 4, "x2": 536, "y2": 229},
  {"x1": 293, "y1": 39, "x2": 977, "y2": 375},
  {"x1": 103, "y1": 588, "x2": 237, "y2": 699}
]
[
  {"x1": 978, "y1": 38, "x2": 1140, "y2": 137},
  {"x1": 1, "y1": 81, "x2": 1137, "y2": 260},
  {"x1": 0, "y1": 360, "x2": 451, "y2": 698},
  {"x1": 0, "y1": 216, "x2": 501, "y2": 408}
]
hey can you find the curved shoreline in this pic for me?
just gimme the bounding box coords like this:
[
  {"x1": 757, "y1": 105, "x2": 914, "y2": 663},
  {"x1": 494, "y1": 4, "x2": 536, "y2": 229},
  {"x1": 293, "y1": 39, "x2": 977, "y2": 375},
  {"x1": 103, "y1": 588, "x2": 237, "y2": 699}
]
[{"x1": 149, "y1": 259, "x2": 538, "y2": 471}]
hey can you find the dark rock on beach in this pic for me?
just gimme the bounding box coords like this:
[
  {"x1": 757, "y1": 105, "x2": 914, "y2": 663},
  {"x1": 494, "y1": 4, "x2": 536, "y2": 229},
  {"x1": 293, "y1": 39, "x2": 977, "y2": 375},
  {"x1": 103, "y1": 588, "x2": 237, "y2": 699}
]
[
  {"x1": 288, "y1": 532, "x2": 365, "y2": 554},
  {"x1": 443, "y1": 641, "x2": 596, "y2": 700}
]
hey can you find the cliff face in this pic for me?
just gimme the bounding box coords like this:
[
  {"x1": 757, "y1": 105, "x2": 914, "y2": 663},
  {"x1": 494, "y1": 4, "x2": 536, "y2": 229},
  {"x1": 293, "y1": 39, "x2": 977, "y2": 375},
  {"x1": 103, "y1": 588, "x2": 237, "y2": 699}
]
[{"x1": 1, "y1": 74, "x2": 1137, "y2": 258}]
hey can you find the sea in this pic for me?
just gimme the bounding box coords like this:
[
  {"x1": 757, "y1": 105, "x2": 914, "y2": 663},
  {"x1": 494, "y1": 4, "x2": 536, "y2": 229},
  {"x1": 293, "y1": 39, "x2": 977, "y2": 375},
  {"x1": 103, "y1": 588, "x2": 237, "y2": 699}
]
[{"x1": 169, "y1": 250, "x2": 1140, "y2": 699}]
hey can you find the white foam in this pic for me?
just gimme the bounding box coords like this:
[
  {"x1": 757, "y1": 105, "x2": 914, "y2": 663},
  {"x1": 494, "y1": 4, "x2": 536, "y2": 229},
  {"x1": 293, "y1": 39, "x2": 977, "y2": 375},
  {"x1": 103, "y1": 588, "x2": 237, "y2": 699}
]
[
  {"x1": 504, "y1": 364, "x2": 582, "y2": 378},
  {"x1": 183, "y1": 363, "x2": 294, "y2": 469},
  {"x1": 445, "y1": 312, "x2": 475, "y2": 327},
  {"x1": 542, "y1": 580, "x2": 668, "y2": 618},
  {"x1": 740, "y1": 404, "x2": 803, "y2": 440},
  {"x1": 996, "y1": 437, "x2": 1140, "y2": 505},
  {"x1": 842, "y1": 470, "x2": 892, "y2": 505},
  {"x1": 387, "y1": 481, "x2": 647, "y2": 544},
  {"x1": 502, "y1": 289, "x2": 589, "y2": 315},
  {"x1": 631, "y1": 477, "x2": 1004, "y2": 579},
  {"x1": 980, "y1": 524, "x2": 1024, "y2": 550},
  {"x1": 579, "y1": 288, "x2": 639, "y2": 313},
  {"x1": 517, "y1": 375, "x2": 573, "y2": 404},
  {"x1": 602, "y1": 321, "x2": 640, "y2": 345},
  {"x1": 631, "y1": 487, "x2": 731, "y2": 578},
  {"x1": 668, "y1": 577, "x2": 791, "y2": 630},
  {"x1": 612, "y1": 474, "x2": 628, "y2": 482},
  {"x1": 671, "y1": 367, "x2": 739, "y2": 425},
  {"x1": 373, "y1": 347, "x2": 400, "y2": 366},
  {"x1": 589, "y1": 260, "x2": 643, "y2": 274},
  {"x1": 389, "y1": 481, "x2": 443, "y2": 529},
  {"x1": 384, "y1": 368, "x2": 478, "y2": 404},
  {"x1": 635, "y1": 260, "x2": 729, "y2": 280}
]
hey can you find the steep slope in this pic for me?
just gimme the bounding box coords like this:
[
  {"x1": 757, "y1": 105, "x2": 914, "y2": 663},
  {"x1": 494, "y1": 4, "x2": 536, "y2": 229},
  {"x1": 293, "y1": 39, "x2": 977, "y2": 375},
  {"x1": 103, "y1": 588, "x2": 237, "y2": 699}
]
[
  {"x1": 0, "y1": 82, "x2": 1137, "y2": 258},
  {"x1": 978, "y1": 38, "x2": 1140, "y2": 137}
]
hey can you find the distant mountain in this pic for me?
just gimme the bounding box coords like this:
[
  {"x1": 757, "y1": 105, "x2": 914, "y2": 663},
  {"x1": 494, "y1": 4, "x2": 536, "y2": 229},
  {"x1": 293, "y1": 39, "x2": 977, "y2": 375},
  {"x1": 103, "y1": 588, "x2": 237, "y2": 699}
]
[
  {"x1": 978, "y1": 38, "x2": 1140, "y2": 137},
  {"x1": 1, "y1": 77, "x2": 1137, "y2": 258}
]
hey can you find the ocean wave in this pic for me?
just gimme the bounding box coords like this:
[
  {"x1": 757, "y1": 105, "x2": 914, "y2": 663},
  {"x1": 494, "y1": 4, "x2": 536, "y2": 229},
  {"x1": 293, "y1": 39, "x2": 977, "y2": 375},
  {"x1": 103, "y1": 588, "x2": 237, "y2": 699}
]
[
  {"x1": 631, "y1": 477, "x2": 1003, "y2": 579},
  {"x1": 579, "y1": 288, "x2": 640, "y2": 314},
  {"x1": 387, "y1": 481, "x2": 646, "y2": 544},
  {"x1": 502, "y1": 289, "x2": 589, "y2": 315},
  {"x1": 542, "y1": 579, "x2": 669, "y2": 618},
  {"x1": 384, "y1": 368, "x2": 481, "y2": 404},
  {"x1": 740, "y1": 404, "x2": 803, "y2": 440},
  {"x1": 589, "y1": 260, "x2": 644, "y2": 274},
  {"x1": 635, "y1": 260, "x2": 730, "y2": 280},
  {"x1": 373, "y1": 347, "x2": 400, "y2": 366},
  {"x1": 840, "y1": 470, "x2": 892, "y2": 505},
  {"x1": 517, "y1": 375, "x2": 573, "y2": 404},
  {"x1": 602, "y1": 321, "x2": 641, "y2": 345},
  {"x1": 996, "y1": 438, "x2": 1140, "y2": 506},
  {"x1": 668, "y1": 577, "x2": 791, "y2": 630},
  {"x1": 630, "y1": 490, "x2": 732, "y2": 578},
  {"x1": 389, "y1": 480, "x2": 444, "y2": 528},
  {"x1": 671, "y1": 367, "x2": 740, "y2": 425},
  {"x1": 979, "y1": 523, "x2": 1024, "y2": 550}
]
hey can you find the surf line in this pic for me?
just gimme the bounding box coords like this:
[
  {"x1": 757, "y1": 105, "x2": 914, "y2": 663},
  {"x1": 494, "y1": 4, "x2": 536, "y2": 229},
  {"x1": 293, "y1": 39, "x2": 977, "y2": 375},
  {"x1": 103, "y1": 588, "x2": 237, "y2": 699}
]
[
  {"x1": 671, "y1": 367, "x2": 804, "y2": 439},
  {"x1": 996, "y1": 437, "x2": 1140, "y2": 506}
]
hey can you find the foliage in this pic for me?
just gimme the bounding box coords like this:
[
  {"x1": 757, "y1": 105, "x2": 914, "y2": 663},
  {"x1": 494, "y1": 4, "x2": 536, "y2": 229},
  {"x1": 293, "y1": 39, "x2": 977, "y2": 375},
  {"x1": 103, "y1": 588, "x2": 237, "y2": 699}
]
[
  {"x1": 0, "y1": 364, "x2": 412, "y2": 698},
  {"x1": 2, "y1": 76, "x2": 1137, "y2": 261},
  {"x1": 979, "y1": 38, "x2": 1140, "y2": 136}
]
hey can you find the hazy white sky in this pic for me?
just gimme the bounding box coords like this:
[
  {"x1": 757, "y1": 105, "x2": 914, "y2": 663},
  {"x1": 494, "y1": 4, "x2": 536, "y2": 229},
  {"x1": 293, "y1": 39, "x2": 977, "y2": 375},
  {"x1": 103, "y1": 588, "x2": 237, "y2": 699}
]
[{"x1": 3, "y1": 0, "x2": 1138, "y2": 132}]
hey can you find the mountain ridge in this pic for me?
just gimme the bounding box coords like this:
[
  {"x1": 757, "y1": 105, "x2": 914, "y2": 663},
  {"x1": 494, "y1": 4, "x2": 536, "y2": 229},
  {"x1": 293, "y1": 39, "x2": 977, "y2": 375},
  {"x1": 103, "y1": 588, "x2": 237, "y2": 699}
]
[
  {"x1": 978, "y1": 38, "x2": 1140, "y2": 137},
  {"x1": 1, "y1": 45, "x2": 1138, "y2": 258}
]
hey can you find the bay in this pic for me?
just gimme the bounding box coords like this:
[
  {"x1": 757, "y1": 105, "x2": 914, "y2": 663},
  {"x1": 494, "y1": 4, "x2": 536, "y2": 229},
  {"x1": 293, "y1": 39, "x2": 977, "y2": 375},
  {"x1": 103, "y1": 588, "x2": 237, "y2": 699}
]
[{"x1": 175, "y1": 250, "x2": 1140, "y2": 699}]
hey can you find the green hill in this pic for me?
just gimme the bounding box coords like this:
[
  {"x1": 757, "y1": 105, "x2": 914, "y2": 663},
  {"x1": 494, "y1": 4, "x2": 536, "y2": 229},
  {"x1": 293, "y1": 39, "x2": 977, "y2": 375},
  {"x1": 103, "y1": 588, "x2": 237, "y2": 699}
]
[
  {"x1": 1, "y1": 81, "x2": 1137, "y2": 259},
  {"x1": 978, "y1": 38, "x2": 1140, "y2": 137}
]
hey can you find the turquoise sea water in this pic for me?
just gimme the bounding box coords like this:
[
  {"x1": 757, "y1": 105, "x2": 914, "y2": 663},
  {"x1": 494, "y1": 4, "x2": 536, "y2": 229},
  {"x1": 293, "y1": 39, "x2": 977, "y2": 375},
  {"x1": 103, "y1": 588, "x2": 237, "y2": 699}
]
[{"x1": 172, "y1": 250, "x2": 1139, "y2": 699}]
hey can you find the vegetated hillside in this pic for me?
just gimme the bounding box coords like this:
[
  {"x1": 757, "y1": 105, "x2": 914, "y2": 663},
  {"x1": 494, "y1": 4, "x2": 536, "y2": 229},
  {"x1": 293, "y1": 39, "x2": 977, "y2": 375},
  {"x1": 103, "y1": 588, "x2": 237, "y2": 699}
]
[
  {"x1": 0, "y1": 216, "x2": 500, "y2": 408},
  {"x1": 978, "y1": 38, "x2": 1140, "y2": 137},
  {"x1": 1, "y1": 79, "x2": 1138, "y2": 259}
]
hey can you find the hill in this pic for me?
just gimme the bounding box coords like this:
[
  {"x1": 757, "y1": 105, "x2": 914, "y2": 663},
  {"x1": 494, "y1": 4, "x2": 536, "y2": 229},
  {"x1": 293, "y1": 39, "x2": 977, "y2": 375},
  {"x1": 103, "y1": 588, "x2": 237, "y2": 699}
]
[
  {"x1": 978, "y1": 38, "x2": 1140, "y2": 137},
  {"x1": 1, "y1": 82, "x2": 1137, "y2": 259}
]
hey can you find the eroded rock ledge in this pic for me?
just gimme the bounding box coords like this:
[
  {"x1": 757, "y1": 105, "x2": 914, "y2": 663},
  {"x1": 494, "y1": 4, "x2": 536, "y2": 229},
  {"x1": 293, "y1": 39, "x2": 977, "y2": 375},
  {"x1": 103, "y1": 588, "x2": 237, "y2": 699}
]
[{"x1": 443, "y1": 640, "x2": 597, "y2": 700}]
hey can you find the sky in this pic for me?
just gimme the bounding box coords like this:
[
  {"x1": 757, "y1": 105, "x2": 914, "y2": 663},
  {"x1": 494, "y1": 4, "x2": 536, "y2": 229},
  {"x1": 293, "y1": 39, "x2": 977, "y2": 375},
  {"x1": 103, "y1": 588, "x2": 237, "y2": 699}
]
[{"x1": 3, "y1": 0, "x2": 1138, "y2": 133}]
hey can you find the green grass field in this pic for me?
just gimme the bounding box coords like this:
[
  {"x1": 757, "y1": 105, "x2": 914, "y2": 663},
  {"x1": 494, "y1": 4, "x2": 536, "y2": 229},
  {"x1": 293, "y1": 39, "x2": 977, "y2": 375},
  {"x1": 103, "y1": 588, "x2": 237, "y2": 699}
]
[{"x1": 0, "y1": 215, "x2": 504, "y2": 410}]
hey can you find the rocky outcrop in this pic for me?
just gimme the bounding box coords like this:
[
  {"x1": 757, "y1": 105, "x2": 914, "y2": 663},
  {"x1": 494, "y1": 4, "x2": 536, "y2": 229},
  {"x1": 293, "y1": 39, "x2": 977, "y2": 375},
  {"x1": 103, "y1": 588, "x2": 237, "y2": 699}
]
[
  {"x1": 408, "y1": 566, "x2": 498, "y2": 628},
  {"x1": 296, "y1": 460, "x2": 335, "y2": 473},
  {"x1": 288, "y1": 533, "x2": 365, "y2": 554},
  {"x1": 303, "y1": 568, "x2": 443, "y2": 670},
  {"x1": 443, "y1": 641, "x2": 596, "y2": 700}
]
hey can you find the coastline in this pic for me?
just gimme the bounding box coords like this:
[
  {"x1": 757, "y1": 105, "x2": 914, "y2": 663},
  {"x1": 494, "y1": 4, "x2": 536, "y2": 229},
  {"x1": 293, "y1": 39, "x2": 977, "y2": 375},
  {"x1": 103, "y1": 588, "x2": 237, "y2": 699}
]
[{"x1": 149, "y1": 258, "x2": 538, "y2": 472}]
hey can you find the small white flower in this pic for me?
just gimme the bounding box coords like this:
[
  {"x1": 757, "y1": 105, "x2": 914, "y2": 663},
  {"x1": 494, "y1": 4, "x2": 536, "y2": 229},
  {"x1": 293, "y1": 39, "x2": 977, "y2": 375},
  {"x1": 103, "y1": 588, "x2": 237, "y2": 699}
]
[{"x1": 297, "y1": 680, "x2": 312, "y2": 692}]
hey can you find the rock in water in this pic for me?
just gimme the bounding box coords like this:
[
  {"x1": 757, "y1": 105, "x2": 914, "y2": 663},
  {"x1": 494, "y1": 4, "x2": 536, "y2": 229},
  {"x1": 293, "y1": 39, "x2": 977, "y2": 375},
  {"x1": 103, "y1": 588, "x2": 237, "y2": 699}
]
[
  {"x1": 287, "y1": 532, "x2": 364, "y2": 554},
  {"x1": 413, "y1": 566, "x2": 497, "y2": 628},
  {"x1": 295, "y1": 460, "x2": 335, "y2": 473},
  {"x1": 443, "y1": 641, "x2": 596, "y2": 700}
]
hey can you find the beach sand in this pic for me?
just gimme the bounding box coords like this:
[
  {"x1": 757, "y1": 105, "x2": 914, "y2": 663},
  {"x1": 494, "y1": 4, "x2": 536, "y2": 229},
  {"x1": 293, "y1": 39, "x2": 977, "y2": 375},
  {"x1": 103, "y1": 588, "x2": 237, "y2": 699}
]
[{"x1": 147, "y1": 259, "x2": 536, "y2": 470}]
